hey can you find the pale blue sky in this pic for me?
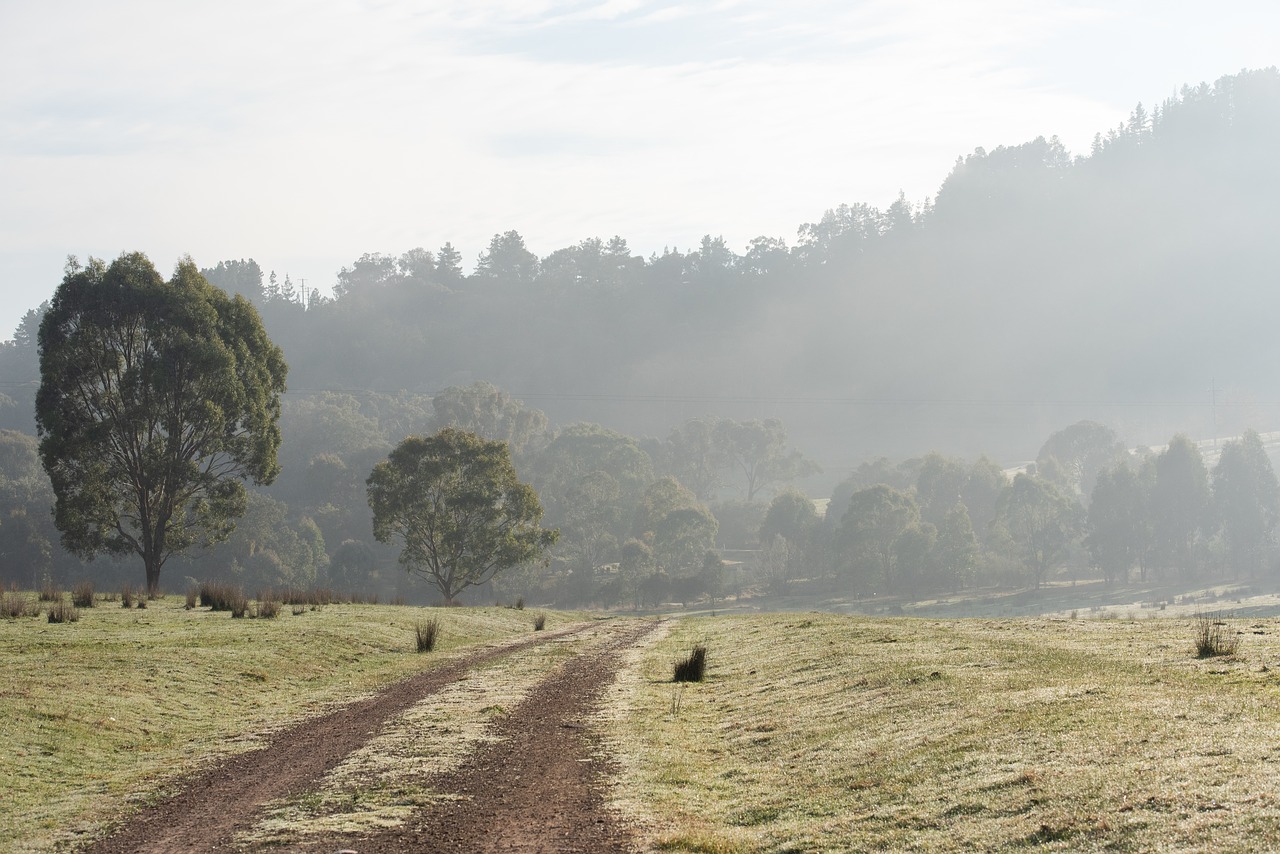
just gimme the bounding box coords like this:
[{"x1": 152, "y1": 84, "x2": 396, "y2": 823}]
[{"x1": 2, "y1": 1, "x2": 1277, "y2": 338}]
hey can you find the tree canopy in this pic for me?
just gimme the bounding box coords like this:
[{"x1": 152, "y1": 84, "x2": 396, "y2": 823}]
[
  {"x1": 367, "y1": 428, "x2": 558, "y2": 603},
  {"x1": 36, "y1": 253, "x2": 287, "y2": 594}
]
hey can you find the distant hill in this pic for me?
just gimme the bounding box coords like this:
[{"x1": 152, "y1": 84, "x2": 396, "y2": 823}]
[{"x1": 6, "y1": 68, "x2": 1280, "y2": 475}]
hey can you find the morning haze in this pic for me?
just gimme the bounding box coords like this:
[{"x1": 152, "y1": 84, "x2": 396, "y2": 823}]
[{"x1": 6, "y1": 3, "x2": 1280, "y2": 851}]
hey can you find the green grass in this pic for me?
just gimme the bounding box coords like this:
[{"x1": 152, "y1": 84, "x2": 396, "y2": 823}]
[
  {"x1": 0, "y1": 594, "x2": 579, "y2": 852},
  {"x1": 605, "y1": 612, "x2": 1280, "y2": 852}
]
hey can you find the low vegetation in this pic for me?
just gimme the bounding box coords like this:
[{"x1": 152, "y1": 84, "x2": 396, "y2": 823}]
[
  {"x1": 415, "y1": 617, "x2": 440, "y2": 652},
  {"x1": 0, "y1": 596, "x2": 576, "y2": 852},
  {"x1": 606, "y1": 612, "x2": 1280, "y2": 852},
  {"x1": 1194, "y1": 611, "x2": 1240, "y2": 658},
  {"x1": 45, "y1": 600, "x2": 79, "y2": 623},
  {"x1": 671, "y1": 643, "x2": 707, "y2": 683}
]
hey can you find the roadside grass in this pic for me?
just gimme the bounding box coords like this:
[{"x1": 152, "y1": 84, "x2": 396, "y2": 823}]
[
  {"x1": 236, "y1": 622, "x2": 621, "y2": 848},
  {"x1": 605, "y1": 612, "x2": 1280, "y2": 852},
  {"x1": 0, "y1": 596, "x2": 580, "y2": 853}
]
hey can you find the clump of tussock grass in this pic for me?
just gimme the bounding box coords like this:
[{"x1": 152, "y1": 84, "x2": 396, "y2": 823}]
[
  {"x1": 1, "y1": 591, "x2": 38, "y2": 619},
  {"x1": 673, "y1": 643, "x2": 708, "y2": 683},
  {"x1": 533, "y1": 612, "x2": 546, "y2": 631},
  {"x1": 120, "y1": 585, "x2": 137, "y2": 608},
  {"x1": 71, "y1": 581, "x2": 95, "y2": 608},
  {"x1": 256, "y1": 597, "x2": 280, "y2": 619},
  {"x1": 515, "y1": 596, "x2": 525, "y2": 610},
  {"x1": 1195, "y1": 612, "x2": 1240, "y2": 658},
  {"x1": 47, "y1": 600, "x2": 79, "y2": 623},
  {"x1": 415, "y1": 617, "x2": 440, "y2": 652},
  {"x1": 291, "y1": 603, "x2": 306, "y2": 616},
  {"x1": 200, "y1": 582, "x2": 250, "y2": 612},
  {"x1": 184, "y1": 586, "x2": 198, "y2": 609},
  {"x1": 38, "y1": 582, "x2": 62, "y2": 603}
]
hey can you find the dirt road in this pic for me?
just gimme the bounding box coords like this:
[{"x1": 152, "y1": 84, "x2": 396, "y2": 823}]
[{"x1": 83, "y1": 619, "x2": 657, "y2": 854}]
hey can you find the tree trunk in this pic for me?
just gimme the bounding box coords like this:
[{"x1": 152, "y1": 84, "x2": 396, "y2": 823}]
[{"x1": 145, "y1": 555, "x2": 162, "y2": 598}]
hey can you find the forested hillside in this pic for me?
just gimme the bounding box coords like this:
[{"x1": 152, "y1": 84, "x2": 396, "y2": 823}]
[{"x1": 2, "y1": 68, "x2": 1279, "y2": 605}]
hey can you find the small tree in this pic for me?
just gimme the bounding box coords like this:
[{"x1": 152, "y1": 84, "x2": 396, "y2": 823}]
[{"x1": 367, "y1": 428, "x2": 558, "y2": 604}]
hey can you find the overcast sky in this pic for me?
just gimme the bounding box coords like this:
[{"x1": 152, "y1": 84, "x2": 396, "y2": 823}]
[{"x1": 1, "y1": 1, "x2": 1277, "y2": 338}]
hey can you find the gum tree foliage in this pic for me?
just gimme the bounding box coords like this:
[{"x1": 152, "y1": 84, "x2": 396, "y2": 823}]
[
  {"x1": 839, "y1": 484, "x2": 922, "y2": 593},
  {"x1": 1212, "y1": 429, "x2": 1280, "y2": 579},
  {"x1": 367, "y1": 428, "x2": 558, "y2": 604},
  {"x1": 1036, "y1": 420, "x2": 1127, "y2": 502},
  {"x1": 430, "y1": 381, "x2": 549, "y2": 459},
  {"x1": 1085, "y1": 464, "x2": 1152, "y2": 585},
  {"x1": 714, "y1": 418, "x2": 819, "y2": 503},
  {"x1": 1151, "y1": 435, "x2": 1213, "y2": 579},
  {"x1": 993, "y1": 473, "x2": 1082, "y2": 589},
  {"x1": 36, "y1": 253, "x2": 287, "y2": 595}
]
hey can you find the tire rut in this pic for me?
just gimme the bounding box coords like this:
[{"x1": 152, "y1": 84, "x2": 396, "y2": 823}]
[
  {"x1": 296, "y1": 619, "x2": 660, "y2": 853},
  {"x1": 82, "y1": 622, "x2": 600, "y2": 854}
]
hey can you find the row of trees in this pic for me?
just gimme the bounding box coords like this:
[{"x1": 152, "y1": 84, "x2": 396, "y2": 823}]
[
  {"x1": 11, "y1": 256, "x2": 1280, "y2": 606},
  {"x1": 744, "y1": 423, "x2": 1280, "y2": 603}
]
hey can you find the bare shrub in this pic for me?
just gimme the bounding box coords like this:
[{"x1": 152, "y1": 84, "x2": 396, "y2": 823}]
[
  {"x1": 673, "y1": 643, "x2": 708, "y2": 683},
  {"x1": 136, "y1": 596, "x2": 146, "y2": 610},
  {"x1": 121, "y1": 585, "x2": 136, "y2": 608},
  {"x1": 1195, "y1": 612, "x2": 1240, "y2": 658},
  {"x1": 229, "y1": 590, "x2": 250, "y2": 618},
  {"x1": 71, "y1": 581, "x2": 95, "y2": 608},
  {"x1": 184, "y1": 586, "x2": 198, "y2": 610},
  {"x1": 256, "y1": 598, "x2": 280, "y2": 619},
  {"x1": 415, "y1": 617, "x2": 440, "y2": 653},
  {"x1": 533, "y1": 612, "x2": 546, "y2": 631},
  {"x1": 47, "y1": 600, "x2": 80, "y2": 623},
  {"x1": 38, "y1": 582, "x2": 62, "y2": 603},
  {"x1": 515, "y1": 596, "x2": 525, "y2": 611}
]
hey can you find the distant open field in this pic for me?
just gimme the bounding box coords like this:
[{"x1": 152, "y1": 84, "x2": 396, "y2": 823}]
[{"x1": 7, "y1": 593, "x2": 1280, "y2": 851}]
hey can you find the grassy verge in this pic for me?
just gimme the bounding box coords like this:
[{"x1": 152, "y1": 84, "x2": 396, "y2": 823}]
[
  {"x1": 0, "y1": 593, "x2": 577, "y2": 852},
  {"x1": 606, "y1": 612, "x2": 1280, "y2": 852}
]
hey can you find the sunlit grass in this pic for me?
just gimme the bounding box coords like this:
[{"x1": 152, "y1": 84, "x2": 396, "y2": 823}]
[
  {"x1": 0, "y1": 594, "x2": 578, "y2": 852},
  {"x1": 605, "y1": 612, "x2": 1280, "y2": 852}
]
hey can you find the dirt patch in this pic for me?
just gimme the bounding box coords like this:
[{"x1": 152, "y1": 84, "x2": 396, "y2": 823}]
[
  {"x1": 82, "y1": 623, "x2": 601, "y2": 854},
  {"x1": 321, "y1": 620, "x2": 659, "y2": 853}
]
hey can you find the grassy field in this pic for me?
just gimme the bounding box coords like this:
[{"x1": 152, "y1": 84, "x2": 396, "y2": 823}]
[
  {"x1": 11, "y1": 591, "x2": 1280, "y2": 852},
  {"x1": 0, "y1": 593, "x2": 568, "y2": 852},
  {"x1": 604, "y1": 611, "x2": 1280, "y2": 852}
]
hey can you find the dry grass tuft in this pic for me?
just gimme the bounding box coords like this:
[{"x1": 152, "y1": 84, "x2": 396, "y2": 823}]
[
  {"x1": 415, "y1": 617, "x2": 440, "y2": 652},
  {"x1": 1, "y1": 590, "x2": 39, "y2": 619},
  {"x1": 71, "y1": 581, "x2": 95, "y2": 608},
  {"x1": 673, "y1": 643, "x2": 707, "y2": 682},
  {"x1": 1195, "y1": 612, "x2": 1239, "y2": 658},
  {"x1": 46, "y1": 600, "x2": 79, "y2": 623}
]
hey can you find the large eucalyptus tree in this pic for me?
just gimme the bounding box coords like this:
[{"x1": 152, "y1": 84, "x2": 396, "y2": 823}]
[{"x1": 37, "y1": 253, "x2": 287, "y2": 595}]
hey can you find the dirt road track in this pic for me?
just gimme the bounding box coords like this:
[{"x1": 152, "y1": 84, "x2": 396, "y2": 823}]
[{"x1": 82, "y1": 619, "x2": 655, "y2": 854}]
